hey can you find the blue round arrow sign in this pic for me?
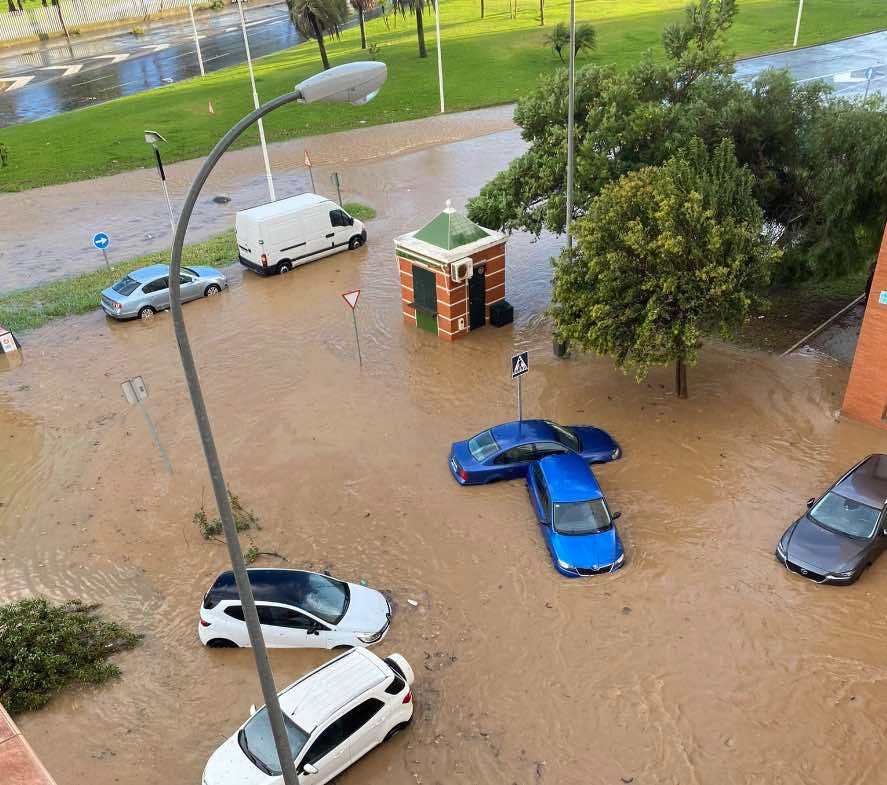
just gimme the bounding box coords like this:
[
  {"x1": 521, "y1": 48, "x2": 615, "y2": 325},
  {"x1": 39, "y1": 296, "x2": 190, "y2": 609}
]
[{"x1": 93, "y1": 232, "x2": 110, "y2": 250}]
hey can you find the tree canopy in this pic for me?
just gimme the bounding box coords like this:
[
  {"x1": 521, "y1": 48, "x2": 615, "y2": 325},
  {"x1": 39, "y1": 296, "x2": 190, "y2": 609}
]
[
  {"x1": 552, "y1": 139, "x2": 780, "y2": 397},
  {"x1": 467, "y1": 0, "x2": 887, "y2": 281},
  {"x1": 287, "y1": 0, "x2": 349, "y2": 71}
]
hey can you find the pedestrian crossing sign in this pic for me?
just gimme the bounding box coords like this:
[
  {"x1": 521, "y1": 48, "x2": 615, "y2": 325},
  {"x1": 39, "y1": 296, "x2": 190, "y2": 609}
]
[{"x1": 511, "y1": 352, "x2": 529, "y2": 378}]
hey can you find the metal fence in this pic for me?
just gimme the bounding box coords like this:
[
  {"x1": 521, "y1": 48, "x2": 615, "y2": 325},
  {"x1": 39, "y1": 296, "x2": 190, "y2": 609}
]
[{"x1": 0, "y1": 0, "x2": 201, "y2": 44}]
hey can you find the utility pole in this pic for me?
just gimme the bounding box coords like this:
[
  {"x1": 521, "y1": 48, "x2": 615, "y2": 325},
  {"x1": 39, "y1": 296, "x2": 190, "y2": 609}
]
[
  {"x1": 186, "y1": 0, "x2": 206, "y2": 76},
  {"x1": 792, "y1": 0, "x2": 804, "y2": 48}
]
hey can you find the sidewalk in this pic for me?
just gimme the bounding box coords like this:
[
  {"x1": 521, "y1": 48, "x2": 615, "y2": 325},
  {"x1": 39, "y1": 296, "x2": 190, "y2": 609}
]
[
  {"x1": 0, "y1": 104, "x2": 517, "y2": 293},
  {"x1": 0, "y1": 703, "x2": 59, "y2": 785}
]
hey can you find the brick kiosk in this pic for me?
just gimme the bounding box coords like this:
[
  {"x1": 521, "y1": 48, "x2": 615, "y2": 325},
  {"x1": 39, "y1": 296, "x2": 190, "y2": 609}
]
[
  {"x1": 395, "y1": 201, "x2": 507, "y2": 341},
  {"x1": 843, "y1": 222, "x2": 887, "y2": 430}
]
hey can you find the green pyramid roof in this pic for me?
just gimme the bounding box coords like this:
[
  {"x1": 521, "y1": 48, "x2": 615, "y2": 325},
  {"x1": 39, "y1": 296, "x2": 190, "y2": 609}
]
[{"x1": 413, "y1": 202, "x2": 489, "y2": 251}]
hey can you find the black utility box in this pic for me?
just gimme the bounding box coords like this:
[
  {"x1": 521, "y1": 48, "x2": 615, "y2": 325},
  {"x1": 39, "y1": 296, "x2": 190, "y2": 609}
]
[{"x1": 489, "y1": 299, "x2": 514, "y2": 327}]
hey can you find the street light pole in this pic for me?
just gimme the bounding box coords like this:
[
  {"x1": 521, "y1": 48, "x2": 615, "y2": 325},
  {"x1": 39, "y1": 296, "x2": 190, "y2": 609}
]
[
  {"x1": 236, "y1": 0, "x2": 277, "y2": 202},
  {"x1": 144, "y1": 130, "x2": 177, "y2": 232},
  {"x1": 565, "y1": 0, "x2": 576, "y2": 260},
  {"x1": 434, "y1": 0, "x2": 445, "y2": 113},
  {"x1": 792, "y1": 0, "x2": 804, "y2": 48},
  {"x1": 187, "y1": 0, "x2": 206, "y2": 76},
  {"x1": 166, "y1": 62, "x2": 387, "y2": 785}
]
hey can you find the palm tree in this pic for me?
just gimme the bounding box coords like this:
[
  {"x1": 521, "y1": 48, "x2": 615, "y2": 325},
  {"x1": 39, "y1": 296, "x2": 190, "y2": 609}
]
[
  {"x1": 391, "y1": 0, "x2": 432, "y2": 59},
  {"x1": 350, "y1": 0, "x2": 376, "y2": 49},
  {"x1": 543, "y1": 22, "x2": 596, "y2": 64},
  {"x1": 287, "y1": 0, "x2": 349, "y2": 71}
]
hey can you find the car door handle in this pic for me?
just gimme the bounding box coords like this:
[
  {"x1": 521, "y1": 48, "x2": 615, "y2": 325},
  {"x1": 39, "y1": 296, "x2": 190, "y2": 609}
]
[{"x1": 325, "y1": 233, "x2": 334, "y2": 238}]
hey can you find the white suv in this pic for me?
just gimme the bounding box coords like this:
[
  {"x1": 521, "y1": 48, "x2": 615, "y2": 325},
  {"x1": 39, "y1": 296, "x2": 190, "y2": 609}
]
[
  {"x1": 198, "y1": 569, "x2": 391, "y2": 649},
  {"x1": 202, "y1": 648, "x2": 414, "y2": 785}
]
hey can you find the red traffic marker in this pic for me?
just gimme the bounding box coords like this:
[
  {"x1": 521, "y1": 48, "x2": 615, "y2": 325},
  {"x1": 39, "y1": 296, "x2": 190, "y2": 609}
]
[{"x1": 342, "y1": 290, "x2": 360, "y2": 310}]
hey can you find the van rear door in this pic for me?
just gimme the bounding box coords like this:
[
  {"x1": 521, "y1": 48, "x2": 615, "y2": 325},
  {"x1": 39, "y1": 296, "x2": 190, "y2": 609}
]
[{"x1": 236, "y1": 213, "x2": 261, "y2": 267}]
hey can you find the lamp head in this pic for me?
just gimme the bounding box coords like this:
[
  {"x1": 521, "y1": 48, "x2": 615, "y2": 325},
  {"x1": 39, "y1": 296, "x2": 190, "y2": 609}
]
[
  {"x1": 144, "y1": 130, "x2": 167, "y2": 145},
  {"x1": 295, "y1": 61, "x2": 387, "y2": 106}
]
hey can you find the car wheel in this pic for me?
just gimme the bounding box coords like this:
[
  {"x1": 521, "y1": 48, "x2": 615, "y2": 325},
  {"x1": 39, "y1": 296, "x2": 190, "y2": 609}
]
[
  {"x1": 349, "y1": 235, "x2": 364, "y2": 250},
  {"x1": 204, "y1": 284, "x2": 221, "y2": 297},
  {"x1": 277, "y1": 261, "x2": 292, "y2": 275},
  {"x1": 138, "y1": 306, "x2": 156, "y2": 320},
  {"x1": 206, "y1": 638, "x2": 238, "y2": 648},
  {"x1": 384, "y1": 721, "x2": 411, "y2": 742}
]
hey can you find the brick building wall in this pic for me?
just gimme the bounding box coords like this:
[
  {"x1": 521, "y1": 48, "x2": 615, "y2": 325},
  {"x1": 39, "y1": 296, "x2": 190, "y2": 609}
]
[{"x1": 842, "y1": 223, "x2": 887, "y2": 430}]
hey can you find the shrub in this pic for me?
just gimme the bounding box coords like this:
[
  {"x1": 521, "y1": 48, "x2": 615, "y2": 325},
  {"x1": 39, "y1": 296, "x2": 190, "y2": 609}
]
[
  {"x1": 368, "y1": 42, "x2": 379, "y2": 60},
  {"x1": 130, "y1": 25, "x2": 145, "y2": 36},
  {"x1": 0, "y1": 598, "x2": 140, "y2": 715},
  {"x1": 193, "y1": 490, "x2": 259, "y2": 539},
  {"x1": 0, "y1": 141, "x2": 8, "y2": 168}
]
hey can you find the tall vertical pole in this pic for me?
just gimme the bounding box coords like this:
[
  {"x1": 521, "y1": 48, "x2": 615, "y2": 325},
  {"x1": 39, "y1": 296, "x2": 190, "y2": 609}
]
[
  {"x1": 434, "y1": 0, "x2": 445, "y2": 113},
  {"x1": 518, "y1": 375, "x2": 523, "y2": 421},
  {"x1": 792, "y1": 0, "x2": 804, "y2": 48},
  {"x1": 237, "y1": 0, "x2": 276, "y2": 202},
  {"x1": 101, "y1": 248, "x2": 110, "y2": 270},
  {"x1": 565, "y1": 0, "x2": 576, "y2": 262},
  {"x1": 153, "y1": 146, "x2": 178, "y2": 232},
  {"x1": 187, "y1": 0, "x2": 206, "y2": 76},
  {"x1": 351, "y1": 309, "x2": 363, "y2": 367}
]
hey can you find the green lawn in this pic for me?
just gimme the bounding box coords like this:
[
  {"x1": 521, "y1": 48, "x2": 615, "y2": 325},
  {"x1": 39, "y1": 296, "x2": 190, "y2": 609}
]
[{"x1": 0, "y1": 0, "x2": 883, "y2": 192}]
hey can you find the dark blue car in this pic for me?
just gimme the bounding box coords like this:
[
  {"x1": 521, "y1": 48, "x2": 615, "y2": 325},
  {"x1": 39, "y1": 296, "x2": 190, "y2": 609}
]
[
  {"x1": 526, "y1": 453, "x2": 625, "y2": 577},
  {"x1": 448, "y1": 419, "x2": 620, "y2": 485}
]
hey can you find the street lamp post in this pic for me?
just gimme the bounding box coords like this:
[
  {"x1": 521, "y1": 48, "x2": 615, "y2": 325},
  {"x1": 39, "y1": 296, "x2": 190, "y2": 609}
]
[
  {"x1": 565, "y1": 0, "x2": 576, "y2": 258},
  {"x1": 236, "y1": 0, "x2": 276, "y2": 202},
  {"x1": 166, "y1": 62, "x2": 387, "y2": 785},
  {"x1": 186, "y1": 0, "x2": 206, "y2": 76},
  {"x1": 434, "y1": 0, "x2": 445, "y2": 113},
  {"x1": 144, "y1": 130, "x2": 177, "y2": 232},
  {"x1": 792, "y1": 0, "x2": 804, "y2": 48}
]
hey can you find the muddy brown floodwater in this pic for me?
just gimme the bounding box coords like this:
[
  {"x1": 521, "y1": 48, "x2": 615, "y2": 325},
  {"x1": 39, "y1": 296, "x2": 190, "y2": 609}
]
[{"x1": 2, "y1": 129, "x2": 887, "y2": 785}]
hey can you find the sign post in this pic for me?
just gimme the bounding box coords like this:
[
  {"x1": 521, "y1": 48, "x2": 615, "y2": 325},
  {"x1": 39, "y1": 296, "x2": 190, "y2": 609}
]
[
  {"x1": 511, "y1": 351, "x2": 529, "y2": 421},
  {"x1": 331, "y1": 172, "x2": 342, "y2": 206},
  {"x1": 121, "y1": 376, "x2": 172, "y2": 474},
  {"x1": 342, "y1": 290, "x2": 362, "y2": 367},
  {"x1": 864, "y1": 66, "x2": 875, "y2": 100},
  {"x1": 304, "y1": 149, "x2": 316, "y2": 193},
  {"x1": 93, "y1": 232, "x2": 111, "y2": 270}
]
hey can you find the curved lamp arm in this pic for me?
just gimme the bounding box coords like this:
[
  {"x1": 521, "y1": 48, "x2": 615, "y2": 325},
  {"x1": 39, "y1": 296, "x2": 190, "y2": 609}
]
[{"x1": 168, "y1": 88, "x2": 303, "y2": 785}]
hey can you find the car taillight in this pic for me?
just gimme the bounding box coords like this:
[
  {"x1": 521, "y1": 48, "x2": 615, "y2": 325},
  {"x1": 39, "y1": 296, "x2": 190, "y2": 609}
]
[
  {"x1": 200, "y1": 618, "x2": 211, "y2": 627},
  {"x1": 261, "y1": 254, "x2": 268, "y2": 267},
  {"x1": 402, "y1": 691, "x2": 412, "y2": 704},
  {"x1": 113, "y1": 301, "x2": 122, "y2": 311},
  {"x1": 459, "y1": 467, "x2": 469, "y2": 482}
]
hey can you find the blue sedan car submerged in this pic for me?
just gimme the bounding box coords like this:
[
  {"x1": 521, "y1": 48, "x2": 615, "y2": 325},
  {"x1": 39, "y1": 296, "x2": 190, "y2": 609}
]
[
  {"x1": 526, "y1": 453, "x2": 625, "y2": 577},
  {"x1": 448, "y1": 419, "x2": 620, "y2": 485}
]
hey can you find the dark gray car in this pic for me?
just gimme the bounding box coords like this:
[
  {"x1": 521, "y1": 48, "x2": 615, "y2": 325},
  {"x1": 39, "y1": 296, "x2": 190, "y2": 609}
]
[{"x1": 776, "y1": 454, "x2": 887, "y2": 584}]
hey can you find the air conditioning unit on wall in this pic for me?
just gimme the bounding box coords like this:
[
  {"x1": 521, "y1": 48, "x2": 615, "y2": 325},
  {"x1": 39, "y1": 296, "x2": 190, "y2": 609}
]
[{"x1": 451, "y1": 258, "x2": 473, "y2": 283}]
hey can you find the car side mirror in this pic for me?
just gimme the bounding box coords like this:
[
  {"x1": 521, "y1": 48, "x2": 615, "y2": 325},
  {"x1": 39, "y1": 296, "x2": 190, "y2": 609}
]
[
  {"x1": 307, "y1": 622, "x2": 321, "y2": 635},
  {"x1": 611, "y1": 511, "x2": 621, "y2": 521},
  {"x1": 806, "y1": 498, "x2": 815, "y2": 509},
  {"x1": 301, "y1": 763, "x2": 318, "y2": 776},
  {"x1": 882, "y1": 528, "x2": 887, "y2": 537},
  {"x1": 249, "y1": 704, "x2": 257, "y2": 716},
  {"x1": 348, "y1": 216, "x2": 354, "y2": 226}
]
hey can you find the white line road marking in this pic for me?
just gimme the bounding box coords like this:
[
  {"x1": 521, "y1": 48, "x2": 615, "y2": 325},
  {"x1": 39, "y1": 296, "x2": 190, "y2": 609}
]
[
  {"x1": 39, "y1": 64, "x2": 83, "y2": 77},
  {"x1": 224, "y1": 26, "x2": 238, "y2": 31},
  {"x1": 139, "y1": 44, "x2": 170, "y2": 53},
  {"x1": 833, "y1": 71, "x2": 868, "y2": 83},
  {"x1": 0, "y1": 75, "x2": 35, "y2": 92},
  {"x1": 92, "y1": 53, "x2": 130, "y2": 64}
]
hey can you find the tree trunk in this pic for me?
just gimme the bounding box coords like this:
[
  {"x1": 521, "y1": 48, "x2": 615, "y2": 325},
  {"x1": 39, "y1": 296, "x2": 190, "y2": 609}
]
[
  {"x1": 539, "y1": 0, "x2": 543, "y2": 25},
  {"x1": 480, "y1": 0, "x2": 483, "y2": 18},
  {"x1": 309, "y1": 12, "x2": 331, "y2": 70},
  {"x1": 7, "y1": 0, "x2": 16, "y2": 12},
  {"x1": 415, "y1": 2, "x2": 426, "y2": 58},
  {"x1": 358, "y1": 6, "x2": 366, "y2": 48},
  {"x1": 674, "y1": 358, "x2": 688, "y2": 399}
]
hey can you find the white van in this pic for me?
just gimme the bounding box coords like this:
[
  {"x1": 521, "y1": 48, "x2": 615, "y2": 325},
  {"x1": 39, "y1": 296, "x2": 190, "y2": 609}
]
[{"x1": 236, "y1": 193, "x2": 367, "y2": 276}]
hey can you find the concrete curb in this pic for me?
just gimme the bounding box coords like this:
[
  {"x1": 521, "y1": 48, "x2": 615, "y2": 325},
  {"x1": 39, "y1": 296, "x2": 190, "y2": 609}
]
[{"x1": 0, "y1": 703, "x2": 58, "y2": 785}]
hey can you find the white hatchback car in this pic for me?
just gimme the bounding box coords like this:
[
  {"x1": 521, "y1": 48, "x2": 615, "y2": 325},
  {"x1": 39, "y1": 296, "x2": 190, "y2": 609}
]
[
  {"x1": 198, "y1": 569, "x2": 391, "y2": 649},
  {"x1": 202, "y1": 647, "x2": 414, "y2": 785}
]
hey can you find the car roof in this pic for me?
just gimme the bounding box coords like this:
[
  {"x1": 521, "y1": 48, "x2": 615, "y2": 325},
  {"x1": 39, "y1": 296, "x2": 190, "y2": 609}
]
[
  {"x1": 280, "y1": 648, "x2": 389, "y2": 731},
  {"x1": 490, "y1": 420, "x2": 555, "y2": 446},
  {"x1": 538, "y1": 453, "x2": 603, "y2": 502},
  {"x1": 208, "y1": 569, "x2": 341, "y2": 608},
  {"x1": 127, "y1": 264, "x2": 169, "y2": 283},
  {"x1": 834, "y1": 454, "x2": 887, "y2": 509}
]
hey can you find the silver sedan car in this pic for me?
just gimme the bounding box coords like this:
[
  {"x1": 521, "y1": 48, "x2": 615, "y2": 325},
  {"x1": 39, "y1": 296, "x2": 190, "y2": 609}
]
[{"x1": 100, "y1": 264, "x2": 228, "y2": 320}]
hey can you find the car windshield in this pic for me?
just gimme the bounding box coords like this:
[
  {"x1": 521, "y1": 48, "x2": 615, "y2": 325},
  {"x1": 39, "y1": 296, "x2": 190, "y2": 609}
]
[
  {"x1": 238, "y1": 708, "x2": 309, "y2": 775},
  {"x1": 809, "y1": 492, "x2": 880, "y2": 538},
  {"x1": 553, "y1": 499, "x2": 611, "y2": 535},
  {"x1": 111, "y1": 275, "x2": 140, "y2": 296},
  {"x1": 468, "y1": 430, "x2": 499, "y2": 462},
  {"x1": 302, "y1": 572, "x2": 350, "y2": 624},
  {"x1": 545, "y1": 421, "x2": 579, "y2": 451}
]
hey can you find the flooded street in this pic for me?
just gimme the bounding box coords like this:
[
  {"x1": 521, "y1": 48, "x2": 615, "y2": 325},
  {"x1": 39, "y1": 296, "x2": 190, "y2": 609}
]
[{"x1": 2, "y1": 135, "x2": 887, "y2": 785}]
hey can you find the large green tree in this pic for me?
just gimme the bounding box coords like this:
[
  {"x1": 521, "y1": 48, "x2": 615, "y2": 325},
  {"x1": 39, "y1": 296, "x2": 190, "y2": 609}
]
[
  {"x1": 552, "y1": 140, "x2": 780, "y2": 398},
  {"x1": 350, "y1": 0, "x2": 376, "y2": 49},
  {"x1": 391, "y1": 0, "x2": 431, "y2": 58},
  {"x1": 287, "y1": 0, "x2": 349, "y2": 71},
  {"x1": 467, "y1": 0, "x2": 887, "y2": 281}
]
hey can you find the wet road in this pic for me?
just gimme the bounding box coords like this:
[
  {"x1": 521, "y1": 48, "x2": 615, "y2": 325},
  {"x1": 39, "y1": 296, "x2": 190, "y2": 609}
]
[
  {"x1": 0, "y1": 2, "x2": 302, "y2": 126},
  {"x1": 736, "y1": 30, "x2": 887, "y2": 98},
  {"x1": 2, "y1": 126, "x2": 887, "y2": 785}
]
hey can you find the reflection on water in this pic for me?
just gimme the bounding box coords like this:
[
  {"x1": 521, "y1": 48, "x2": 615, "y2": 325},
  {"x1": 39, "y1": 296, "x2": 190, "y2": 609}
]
[{"x1": 3, "y1": 148, "x2": 887, "y2": 785}]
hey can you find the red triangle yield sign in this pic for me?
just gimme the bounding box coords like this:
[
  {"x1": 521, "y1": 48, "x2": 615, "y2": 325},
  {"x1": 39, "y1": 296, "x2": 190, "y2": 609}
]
[{"x1": 342, "y1": 290, "x2": 360, "y2": 309}]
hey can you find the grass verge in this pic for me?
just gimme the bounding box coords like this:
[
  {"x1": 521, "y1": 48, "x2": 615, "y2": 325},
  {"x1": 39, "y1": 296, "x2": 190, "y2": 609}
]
[{"x1": 1, "y1": 0, "x2": 883, "y2": 191}]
